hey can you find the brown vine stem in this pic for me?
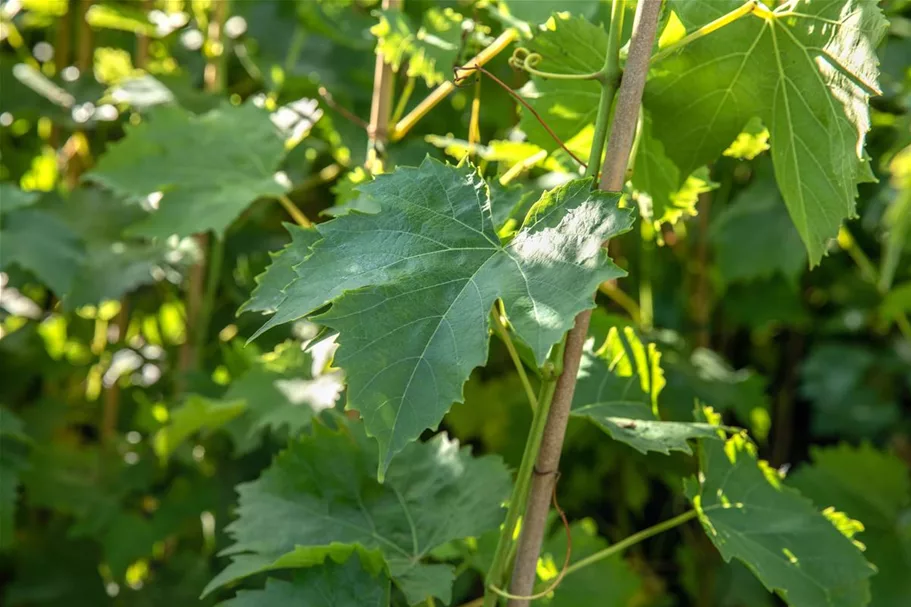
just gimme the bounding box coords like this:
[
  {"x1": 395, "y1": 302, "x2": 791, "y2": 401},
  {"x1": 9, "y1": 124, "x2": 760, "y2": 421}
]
[
  {"x1": 391, "y1": 28, "x2": 517, "y2": 142},
  {"x1": 505, "y1": 1, "x2": 663, "y2": 604},
  {"x1": 366, "y1": 0, "x2": 402, "y2": 173},
  {"x1": 178, "y1": 0, "x2": 228, "y2": 391},
  {"x1": 101, "y1": 0, "x2": 153, "y2": 443}
]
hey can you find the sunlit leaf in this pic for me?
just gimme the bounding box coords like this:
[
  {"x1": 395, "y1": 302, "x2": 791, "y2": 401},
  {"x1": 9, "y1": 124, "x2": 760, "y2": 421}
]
[
  {"x1": 571, "y1": 317, "x2": 723, "y2": 454},
  {"x1": 248, "y1": 158, "x2": 633, "y2": 475},
  {"x1": 645, "y1": 0, "x2": 888, "y2": 264},
  {"x1": 688, "y1": 430, "x2": 876, "y2": 607}
]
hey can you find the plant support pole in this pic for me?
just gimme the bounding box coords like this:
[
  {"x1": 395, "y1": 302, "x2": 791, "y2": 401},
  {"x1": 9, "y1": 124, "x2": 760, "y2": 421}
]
[
  {"x1": 505, "y1": 2, "x2": 663, "y2": 604},
  {"x1": 366, "y1": 0, "x2": 402, "y2": 173}
]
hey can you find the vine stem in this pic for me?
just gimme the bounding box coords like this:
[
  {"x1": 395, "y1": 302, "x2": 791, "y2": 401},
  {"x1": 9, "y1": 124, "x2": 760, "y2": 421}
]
[
  {"x1": 503, "y1": 2, "x2": 663, "y2": 605},
  {"x1": 563, "y1": 510, "x2": 698, "y2": 577},
  {"x1": 277, "y1": 193, "x2": 312, "y2": 227},
  {"x1": 490, "y1": 308, "x2": 538, "y2": 412},
  {"x1": 178, "y1": 0, "x2": 228, "y2": 389},
  {"x1": 391, "y1": 29, "x2": 517, "y2": 142},
  {"x1": 366, "y1": 0, "x2": 402, "y2": 173},
  {"x1": 101, "y1": 0, "x2": 154, "y2": 443}
]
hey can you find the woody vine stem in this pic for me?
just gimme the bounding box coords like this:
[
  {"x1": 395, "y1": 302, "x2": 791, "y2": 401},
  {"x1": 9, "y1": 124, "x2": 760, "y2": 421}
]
[{"x1": 482, "y1": 1, "x2": 663, "y2": 605}]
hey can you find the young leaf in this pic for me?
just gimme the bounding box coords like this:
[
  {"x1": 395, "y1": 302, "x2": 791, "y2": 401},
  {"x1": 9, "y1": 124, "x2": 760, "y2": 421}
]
[
  {"x1": 205, "y1": 423, "x2": 511, "y2": 604},
  {"x1": 571, "y1": 320, "x2": 722, "y2": 454},
  {"x1": 218, "y1": 555, "x2": 390, "y2": 607},
  {"x1": 788, "y1": 444, "x2": 911, "y2": 607},
  {"x1": 710, "y1": 159, "x2": 807, "y2": 285},
  {"x1": 687, "y1": 431, "x2": 876, "y2": 607},
  {"x1": 87, "y1": 101, "x2": 287, "y2": 238},
  {"x1": 518, "y1": 16, "x2": 607, "y2": 150},
  {"x1": 249, "y1": 158, "x2": 633, "y2": 475},
  {"x1": 645, "y1": 0, "x2": 888, "y2": 264},
  {"x1": 372, "y1": 8, "x2": 464, "y2": 87}
]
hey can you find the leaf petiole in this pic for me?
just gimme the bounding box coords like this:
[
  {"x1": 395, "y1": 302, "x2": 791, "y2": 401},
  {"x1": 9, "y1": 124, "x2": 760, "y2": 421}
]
[
  {"x1": 490, "y1": 306, "x2": 539, "y2": 412},
  {"x1": 562, "y1": 509, "x2": 698, "y2": 577},
  {"x1": 651, "y1": 0, "x2": 759, "y2": 65}
]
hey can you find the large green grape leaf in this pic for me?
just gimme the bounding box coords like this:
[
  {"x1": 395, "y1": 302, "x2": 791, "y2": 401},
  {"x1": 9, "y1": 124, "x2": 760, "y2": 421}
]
[
  {"x1": 0, "y1": 407, "x2": 29, "y2": 550},
  {"x1": 710, "y1": 159, "x2": 807, "y2": 285},
  {"x1": 645, "y1": 0, "x2": 888, "y2": 264},
  {"x1": 239, "y1": 224, "x2": 320, "y2": 315},
  {"x1": 249, "y1": 158, "x2": 633, "y2": 476},
  {"x1": 518, "y1": 16, "x2": 606, "y2": 151},
  {"x1": 535, "y1": 519, "x2": 643, "y2": 606},
  {"x1": 789, "y1": 444, "x2": 911, "y2": 607},
  {"x1": 372, "y1": 8, "x2": 464, "y2": 87},
  {"x1": 571, "y1": 319, "x2": 722, "y2": 455},
  {"x1": 687, "y1": 429, "x2": 876, "y2": 607},
  {"x1": 205, "y1": 422, "x2": 510, "y2": 605},
  {"x1": 87, "y1": 101, "x2": 287, "y2": 238},
  {"x1": 218, "y1": 555, "x2": 390, "y2": 607}
]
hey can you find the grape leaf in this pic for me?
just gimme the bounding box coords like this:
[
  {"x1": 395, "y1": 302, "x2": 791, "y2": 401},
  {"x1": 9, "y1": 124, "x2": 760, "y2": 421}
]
[
  {"x1": 518, "y1": 16, "x2": 606, "y2": 150},
  {"x1": 205, "y1": 423, "x2": 510, "y2": 605},
  {"x1": 571, "y1": 320, "x2": 722, "y2": 454},
  {"x1": 644, "y1": 0, "x2": 888, "y2": 264},
  {"x1": 87, "y1": 101, "x2": 287, "y2": 238},
  {"x1": 222, "y1": 343, "x2": 342, "y2": 455},
  {"x1": 789, "y1": 444, "x2": 911, "y2": 607},
  {"x1": 501, "y1": 0, "x2": 601, "y2": 26},
  {"x1": 153, "y1": 395, "x2": 246, "y2": 461},
  {"x1": 0, "y1": 184, "x2": 39, "y2": 213},
  {"x1": 662, "y1": 347, "x2": 771, "y2": 441},
  {"x1": 218, "y1": 555, "x2": 390, "y2": 607},
  {"x1": 710, "y1": 159, "x2": 807, "y2": 285},
  {"x1": 687, "y1": 430, "x2": 876, "y2": 607},
  {"x1": 633, "y1": 114, "x2": 717, "y2": 228},
  {"x1": 799, "y1": 343, "x2": 900, "y2": 440},
  {"x1": 373, "y1": 8, "x2": 463, "y2": 87},
  {"x1": 239, "y1": 224, "x2": 320, "y2": 315},
  {"x1": 0, "y1": 208, "x2": 84, "y2": 295},
  {"x1": 535, "y1": 519, "x2": 643, "y2": 606},
  {"x1": 249, "y1": 158, "x2": 633, "y2": 475}
]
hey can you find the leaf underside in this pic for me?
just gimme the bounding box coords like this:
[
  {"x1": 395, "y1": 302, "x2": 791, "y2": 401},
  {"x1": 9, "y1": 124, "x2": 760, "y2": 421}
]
[{"x1": 645, "y1": 0, "x2": 888, "y2": 264}]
